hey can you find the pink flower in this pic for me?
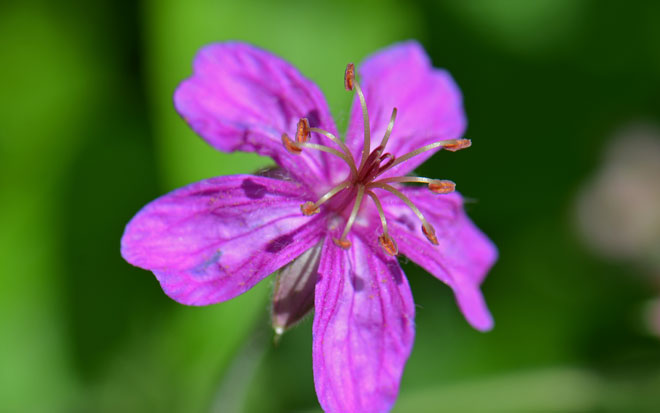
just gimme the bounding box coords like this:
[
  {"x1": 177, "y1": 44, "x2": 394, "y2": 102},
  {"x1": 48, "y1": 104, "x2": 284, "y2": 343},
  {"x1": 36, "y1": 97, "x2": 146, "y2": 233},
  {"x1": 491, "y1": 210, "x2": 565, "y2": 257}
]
[{"x1": 121, "y1": 41, "x2": 497, "y2": 412}]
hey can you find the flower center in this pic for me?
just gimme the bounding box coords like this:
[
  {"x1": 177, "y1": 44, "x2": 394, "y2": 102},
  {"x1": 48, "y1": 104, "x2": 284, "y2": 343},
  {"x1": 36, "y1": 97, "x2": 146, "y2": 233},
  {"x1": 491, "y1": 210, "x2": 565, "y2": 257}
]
[{"x1": 281, "y1": 63, "x2": 471, "y2": 256}]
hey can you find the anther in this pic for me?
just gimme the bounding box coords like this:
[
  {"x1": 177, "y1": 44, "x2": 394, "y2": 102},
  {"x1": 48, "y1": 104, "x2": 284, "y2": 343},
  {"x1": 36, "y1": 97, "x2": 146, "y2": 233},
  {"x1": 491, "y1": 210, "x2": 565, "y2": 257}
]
[
  {"x1": 344, "y1": 63, "x2": 355, "y2": 91},
  {"x1": 421, "y1": 225, "x2": 439, "y2": 245},
  {"x1": 367, "y1": 190, "x2": 396, "y2": 255},
  {"x1": 333, "y1": 237, "x2": 352, "y2": 249},
  {"x1": 301, "y1": 201, "x2": 320, "y2": 216},
  {"x1": 296, "y1": 118, "x2": 310, "y2": 143},
  {"x1": 282, "y1": 133, "x2": 302, "y2": 154},
  {"x1": 428, "y1": 180, "x2": 456, "y2": 194},
  {"x1": 378, "y1": 234, "x2": 398, "y2": 256},
  {"x1": 444, "y1": 139, "x2": 471, "y2": 152}
]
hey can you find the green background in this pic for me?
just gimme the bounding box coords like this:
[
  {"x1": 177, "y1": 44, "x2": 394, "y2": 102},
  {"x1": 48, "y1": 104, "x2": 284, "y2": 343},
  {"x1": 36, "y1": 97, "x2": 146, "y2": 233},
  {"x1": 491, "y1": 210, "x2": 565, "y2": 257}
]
[{"x1": 1, "y1": 0, "x2": 659, "y2": 411}]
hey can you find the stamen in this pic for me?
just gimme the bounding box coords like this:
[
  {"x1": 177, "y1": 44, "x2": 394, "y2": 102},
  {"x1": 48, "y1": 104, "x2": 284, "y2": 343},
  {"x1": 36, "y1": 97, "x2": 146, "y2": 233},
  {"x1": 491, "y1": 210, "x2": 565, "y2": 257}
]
[
  {"x1": 298, "y1": 142, "x2": 356, "y2": 167},
  {"x1": 344, "y1": 63, "x2": 355, "y2": 91},
  {"x1": 333, "y1": 238, "x2": 352, "y2": 250},
  {"x1": 334, "y1": 185, "x2": 365, "y2": 249},
  {"x1": 344, "y1": 63, "x2": 371, "y2": 171},
  {"x1": 282, "y1": 133, "x2": 302, "y2": 154},
  {"x1": 301, "y1": 181, "x2": 351, "y2": 216},
  {"x1": 367, "y1": 190, "x2": 398, "y2": 256},
  {"x1": 310, "y1": 127, "x2": 358, "y2": 178},
  {"x1": 428, "y1": 180, "x2": 456, "y2": 194},
  {"x1": 374, "y1": 177, "x2": 456, "y2": 194},
  {"x1": 379, "y1": 107, "x2": 397, "y2": 151},
  {"x1": 369, "y1": 183, "x2": 438, "y2": 246},
  {"x1": 443, "y1": 139, "x2": 472, "y2": 152},
  {"x1": 378, "y1": 234, "x2": 398, "y2": 256},
  {"x1": 296, "y1": 118, "x2": 310, "y2": 143},
  {"x1": 381, "y1": 139, "x2": 470, "y2": 173},
  {"x1": 421, "y1": 225, "x2": 439, "y2": 245},
  {"x1": 286, "y1": 65, "x2": 467, "y2": 252},
  {"x1": 301, "y1": 202, "x2": 320, "y2": 216}
]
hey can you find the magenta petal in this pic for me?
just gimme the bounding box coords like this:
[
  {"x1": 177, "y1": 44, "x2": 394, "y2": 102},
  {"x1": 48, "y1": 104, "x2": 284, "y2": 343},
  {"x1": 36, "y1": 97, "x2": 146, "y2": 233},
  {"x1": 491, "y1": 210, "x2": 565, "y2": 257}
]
[
  {"x1": 313, "y1": 236, "x2": 415, "y2": 412},
  {"x1": 121, "y1": 175, "x2": 325, "y2": 305},
  {"x1": 345, "y1": 41, "x2": 467, "y2": 177},
  {"x1": 382, "y1": 189, "x2": 497, "y2": 331},
  {"x1": 175, "y1": 42, "x2": 347, "y2": 187}
]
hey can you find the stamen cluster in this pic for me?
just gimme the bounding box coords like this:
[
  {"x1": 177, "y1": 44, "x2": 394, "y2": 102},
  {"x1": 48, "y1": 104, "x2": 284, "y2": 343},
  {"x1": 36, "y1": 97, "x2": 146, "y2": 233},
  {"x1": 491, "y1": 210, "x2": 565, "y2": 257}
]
[{"x1": 281, "y1": 63, "x2": 471, "y2": 256}]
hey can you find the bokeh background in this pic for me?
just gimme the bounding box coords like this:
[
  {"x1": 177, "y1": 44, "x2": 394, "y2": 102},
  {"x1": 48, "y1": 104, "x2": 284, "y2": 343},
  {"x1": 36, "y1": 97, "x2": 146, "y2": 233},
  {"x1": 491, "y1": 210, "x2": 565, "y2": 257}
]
[{"x1": 2, "y1": 0, "x2": 660, "y2": 411}]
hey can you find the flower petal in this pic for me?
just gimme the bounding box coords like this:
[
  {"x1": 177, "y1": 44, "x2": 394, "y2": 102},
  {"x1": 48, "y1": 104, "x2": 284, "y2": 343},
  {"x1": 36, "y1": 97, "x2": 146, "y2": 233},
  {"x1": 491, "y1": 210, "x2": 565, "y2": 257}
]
[
  {"x1": 271, "y1": 240, "x2": 322, "y2": 334},
  {"x1": 313, "y1": 235, "x2": 415, "y2": 412},
  {"x1": 346, "y1": 41, "x2": 467, "y2": 177},
  {"x1": 121, "y1": 175, "x2": 325, "y2": 305},
  {"x1": 175, "y1": 42, "x2": 347, "y2": 188},
  {"x1": 382, "y1": 188, "x2": 497, "y2": 331}
]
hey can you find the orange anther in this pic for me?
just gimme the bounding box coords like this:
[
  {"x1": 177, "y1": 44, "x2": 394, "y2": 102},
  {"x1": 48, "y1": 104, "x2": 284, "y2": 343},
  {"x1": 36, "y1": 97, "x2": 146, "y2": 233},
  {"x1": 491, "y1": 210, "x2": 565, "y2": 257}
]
[
  {"x1": 333, "y1": 237, "x2": 352, "y2": 250},
  {"x1": 421, "y1": 225, "x2": 439, "y2": 245},
  {"x1": 444, "y1": 139, "x2": 472, "y2": 152},
  {"x1": 296, "y1": 118, "x2": 310, "y2": 143},
  {"x1": 344, "y1": 63, "x2": 355, "y2": 91},
  {"x1": 378, "y1": 234, "x2": 398, "y2": 256},
  {"x1": 301, "y1": 201, "x2": 320, "y2": 216},
  {"x1": 282, "y1": 133, "x2": 302, "y2": 155},
  {"x1": 428, "y1": 180, "x2": 456, "y2": 194}
]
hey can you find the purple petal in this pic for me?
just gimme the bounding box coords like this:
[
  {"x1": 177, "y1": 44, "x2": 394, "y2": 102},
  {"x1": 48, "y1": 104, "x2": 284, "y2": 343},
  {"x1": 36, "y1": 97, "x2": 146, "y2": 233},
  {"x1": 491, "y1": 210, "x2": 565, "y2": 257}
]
[
  {"x1": 175, "y1": 42, "x2": 348, "y2": 188},
  {"x1": 121, "y1": 175, "x2": 325, "y2": 305},
  {"x1": 382, "y1": 188, "x2": 497, "y2": 331},
  {"x1": 313, "y1": 235, "x2": 415, "y2": 412},
  {"x1": 346, "y1": 41, "x2": 467, "y2": 177}
]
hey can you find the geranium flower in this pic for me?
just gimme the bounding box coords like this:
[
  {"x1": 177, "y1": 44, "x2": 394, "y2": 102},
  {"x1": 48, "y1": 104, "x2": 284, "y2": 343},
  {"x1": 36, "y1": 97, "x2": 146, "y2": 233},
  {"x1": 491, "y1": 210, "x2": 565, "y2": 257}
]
[{"x1": 121, "y1": 41, "x2": 497, "y2": 412}]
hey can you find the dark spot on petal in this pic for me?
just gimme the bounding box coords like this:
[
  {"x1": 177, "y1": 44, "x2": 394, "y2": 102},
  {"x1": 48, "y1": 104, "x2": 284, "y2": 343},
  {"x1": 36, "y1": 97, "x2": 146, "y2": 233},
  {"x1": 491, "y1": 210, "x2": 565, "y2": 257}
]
[
  {"x1": 350, "y1": 271, "x2": 364, "y2": 291},
  {"x1": 241, "y1": 178, "x2": 267, "y2": 199},
  {"x1": 385, "y1": 260, "x2": 404, "y2": 285},
  {"x1": 277, "y1": 97, "x2": 293, "y2": 126},
  {"x1": 193, "y1": 188, "x2": 220, "y2": 197},
  {"x1": 396, "y1": 214, "x2": 416, "y2": 231},
  {"x1": 266, "y1": 233, "x2": 294, "y2": 253},
  {"x1": 192, "y1": 250, "x2": 223, "y2": 276},
  {"x1": 305, "y1": 109, "x2": 321, "y2": 128}
]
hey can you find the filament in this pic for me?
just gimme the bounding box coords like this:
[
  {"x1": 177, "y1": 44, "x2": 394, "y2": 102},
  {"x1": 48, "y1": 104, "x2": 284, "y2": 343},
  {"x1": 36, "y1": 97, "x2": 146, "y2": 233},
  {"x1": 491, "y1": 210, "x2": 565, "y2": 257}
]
[
  {"x1": 310, "y1": 127, "x2": 358, "y2": 178},
  {"x1": 340, "y1": 185, "x2": 365, "y2": 241},
  {"x1": 374, "y1": 176, "x2": 436, "y2": 186},
  {"x1": 298, "y1": 142, "x2": 356, "y2": 168},
  {"x1": 379, "y1": 107, "x2": 397, "y2": 151},
  {"x1": 352, "y1": 77, "x2": 371, "y2": 171},
  {"x1": 372, "y1": 176, "x2": 456, "y2": 194},
  {"x1": 366, "y1": 190, "x2": 389, "y2": 236},
  {"x1": 301, "y1": 181, "x2": 351, "y2": 215},
  {"x1": 381, "y1": 139, "x2": 464, "y2": 173}
]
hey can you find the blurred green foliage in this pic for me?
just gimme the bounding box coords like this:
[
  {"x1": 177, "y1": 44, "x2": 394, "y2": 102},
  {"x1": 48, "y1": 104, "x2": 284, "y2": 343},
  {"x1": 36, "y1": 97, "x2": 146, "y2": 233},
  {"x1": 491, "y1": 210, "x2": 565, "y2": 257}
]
[{"x1": 1, "y1": 0, "x2": 659, "y2": 412}]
